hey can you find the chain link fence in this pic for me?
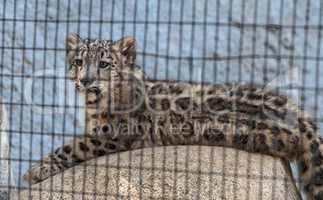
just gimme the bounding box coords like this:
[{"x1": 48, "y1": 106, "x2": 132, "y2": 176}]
[{"x1": 0, "y1": 0, "x2": 323, "y2": 199}]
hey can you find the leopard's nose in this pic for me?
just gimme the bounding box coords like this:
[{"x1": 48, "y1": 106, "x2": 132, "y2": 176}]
[{"x1": 80, "y1": 78, "x2": 94, "y2": 87}]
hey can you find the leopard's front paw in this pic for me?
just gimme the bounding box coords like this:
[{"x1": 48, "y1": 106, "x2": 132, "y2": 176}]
[
  {"x1": 23, "y1": 156, "x2": 62, "y2": 184},
  {"x1": 23, "y1": 165, "x2": 50, "y2": 184}
]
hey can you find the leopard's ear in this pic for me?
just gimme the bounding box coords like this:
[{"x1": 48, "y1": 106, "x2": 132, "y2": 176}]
[
  {"x1": 66, "y1": 33, "x2": 81, "y2": 52},
  {"x1": 66, "y1": 33, "x2": 82, "y2": 70},
  {"x1": 113, "y1": 36, "x2": 136, "y2": 65}
]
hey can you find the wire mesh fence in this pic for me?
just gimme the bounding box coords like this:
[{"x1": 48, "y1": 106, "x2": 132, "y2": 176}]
[{"x1": 0, "y1": 0, "x2": 323, "y2": 199}]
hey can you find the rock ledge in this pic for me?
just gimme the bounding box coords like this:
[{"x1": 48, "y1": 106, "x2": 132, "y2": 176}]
[{"x1": 12, "y1": 146, "x2": 301, "y2": 200}]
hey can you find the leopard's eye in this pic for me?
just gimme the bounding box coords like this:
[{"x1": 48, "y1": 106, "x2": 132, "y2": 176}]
[
  {"x1": 74, "y1": 59, "x2": 83, "y2": 66},
  {"x1": 99, "y1": 61, "x2": 111, "y2": 69}
]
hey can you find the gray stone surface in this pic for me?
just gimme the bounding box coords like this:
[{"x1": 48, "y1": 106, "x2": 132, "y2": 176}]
[{"x1": 11, "y1": 146, "x2": 301, "y2": 200}]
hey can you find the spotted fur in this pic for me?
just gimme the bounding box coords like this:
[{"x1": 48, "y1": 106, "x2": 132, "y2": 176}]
[{"x1": 23, "y1": 34, "x2": 323, "y2": 200}]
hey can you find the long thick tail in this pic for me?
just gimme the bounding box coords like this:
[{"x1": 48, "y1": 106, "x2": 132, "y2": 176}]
[{"x1": 295, "y1": 116, "x2": 323, "y2": 200}]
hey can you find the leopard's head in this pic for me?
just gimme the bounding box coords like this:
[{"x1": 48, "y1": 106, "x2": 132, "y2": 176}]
[{"x1": 66, "y1": 33, "x2": 144, "y2": 113}]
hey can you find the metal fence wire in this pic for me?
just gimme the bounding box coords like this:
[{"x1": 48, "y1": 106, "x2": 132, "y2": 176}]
[{"x1": 0, "y1": 0, "x2": 323, "y2": 199}]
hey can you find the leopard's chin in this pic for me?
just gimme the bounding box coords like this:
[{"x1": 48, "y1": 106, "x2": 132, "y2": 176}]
[{"x1": 85, "y1": 87, "x2": 102, "y2": 107}]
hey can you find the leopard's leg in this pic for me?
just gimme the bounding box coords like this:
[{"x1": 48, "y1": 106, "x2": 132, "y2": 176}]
[{"x1": 23, "y1": 134, "x2": 128, "y2": 184}]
